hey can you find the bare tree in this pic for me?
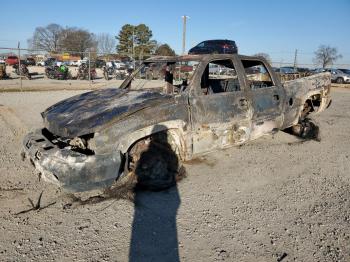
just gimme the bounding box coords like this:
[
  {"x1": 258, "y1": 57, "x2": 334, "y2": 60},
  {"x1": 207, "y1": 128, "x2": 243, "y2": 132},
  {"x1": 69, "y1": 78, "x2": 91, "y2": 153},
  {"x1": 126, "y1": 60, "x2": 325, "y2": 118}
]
[
  {"x1": 253, "y1": 53, "x2": 271, "y2": 63},
  {"x1": 97, "y1": 33, "x2": 116, "y2": 54},
  {"x1": 314, "y1": 45, "x2": 342, "y2": 68},
  {"x1": 28, "y1": 23, "x2": 63, "y2": 52},
  {"x1": 59, "y1": 28, "x2": 97, "y2": 58}
]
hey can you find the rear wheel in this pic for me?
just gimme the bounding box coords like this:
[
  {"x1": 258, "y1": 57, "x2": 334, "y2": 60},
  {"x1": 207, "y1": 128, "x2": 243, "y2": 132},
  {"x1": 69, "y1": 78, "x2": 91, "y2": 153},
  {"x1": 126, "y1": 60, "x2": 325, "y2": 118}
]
[
  {"x1": 336, "y1": 77, "x2": 344, "y2": 84},
  {"x1": 286, "y1": 101, "x2": 320, "y2": 141}
]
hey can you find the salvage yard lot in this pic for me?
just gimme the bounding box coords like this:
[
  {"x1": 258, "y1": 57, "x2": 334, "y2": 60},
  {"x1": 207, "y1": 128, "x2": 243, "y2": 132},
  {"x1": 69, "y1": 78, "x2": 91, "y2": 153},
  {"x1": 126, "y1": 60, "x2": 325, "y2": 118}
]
[
  {"x1": 0, "y1": 87, "x2": 350, "y2": 261},
  {"x1": 1, "y1": 66, "x2": 125, "y2": 92}
]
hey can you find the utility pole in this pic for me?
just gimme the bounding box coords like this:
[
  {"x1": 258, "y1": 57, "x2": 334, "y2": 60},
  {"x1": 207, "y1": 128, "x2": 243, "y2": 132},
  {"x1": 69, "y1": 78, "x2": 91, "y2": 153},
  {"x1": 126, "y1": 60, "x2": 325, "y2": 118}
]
[
  {"x1": 18, "y1": 41, "x2": 22, "y2": 91},
  {"x1": 182, "y1": 15, "x2": 189, "y2": 55},
  {"x1": 132, "y1": 29, "x2": 136, "y2": 69},
  {"x1": 293, "y1": 49, "x2": 298, "y2": 71},
  {"x1": 88, "y1": 50, "x2": 91, "y2": 87}
]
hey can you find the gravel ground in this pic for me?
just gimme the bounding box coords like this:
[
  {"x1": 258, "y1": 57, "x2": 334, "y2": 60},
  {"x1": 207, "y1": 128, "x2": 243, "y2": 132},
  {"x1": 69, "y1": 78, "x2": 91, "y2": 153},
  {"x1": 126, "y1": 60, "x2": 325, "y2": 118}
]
[{"x1": 0, "y1": 88, "x2": 349, "y2": 261}]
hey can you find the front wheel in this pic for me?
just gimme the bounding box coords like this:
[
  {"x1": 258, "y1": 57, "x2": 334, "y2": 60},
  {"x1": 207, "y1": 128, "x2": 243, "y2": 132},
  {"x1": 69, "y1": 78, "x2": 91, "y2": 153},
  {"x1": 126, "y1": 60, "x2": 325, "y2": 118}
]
[{"x1": 127, "y1": 132, "x2": 180, "y2": 191}]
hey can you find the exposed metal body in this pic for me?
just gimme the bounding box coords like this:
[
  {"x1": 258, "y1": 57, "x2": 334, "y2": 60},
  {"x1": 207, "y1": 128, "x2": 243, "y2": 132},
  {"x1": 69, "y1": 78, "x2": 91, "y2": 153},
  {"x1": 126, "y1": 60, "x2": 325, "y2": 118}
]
[{"x1": 22, "y1": 54, "x2": 332, "y2": 192}]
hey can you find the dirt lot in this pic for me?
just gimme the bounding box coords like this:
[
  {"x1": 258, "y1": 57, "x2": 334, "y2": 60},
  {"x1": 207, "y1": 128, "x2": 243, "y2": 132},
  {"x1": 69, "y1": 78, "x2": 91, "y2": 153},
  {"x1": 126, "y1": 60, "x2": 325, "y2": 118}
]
[{"x1": 0, "y1": 87, "x2": 349, "y2": 261}]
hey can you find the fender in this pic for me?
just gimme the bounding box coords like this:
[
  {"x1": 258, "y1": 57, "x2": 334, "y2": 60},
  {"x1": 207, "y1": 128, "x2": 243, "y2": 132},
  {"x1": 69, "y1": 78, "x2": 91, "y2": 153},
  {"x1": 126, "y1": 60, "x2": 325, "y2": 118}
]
[{"x1": 116, "y1": 120, "x2": 191, "y2": 160}]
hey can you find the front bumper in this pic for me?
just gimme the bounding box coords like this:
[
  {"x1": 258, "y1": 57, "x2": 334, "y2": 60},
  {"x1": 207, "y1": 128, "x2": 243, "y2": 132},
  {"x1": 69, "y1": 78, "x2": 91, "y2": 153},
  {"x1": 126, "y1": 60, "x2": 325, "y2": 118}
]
[{"x1": 22, "y1": 129, "x2": 122, "y2": 192}]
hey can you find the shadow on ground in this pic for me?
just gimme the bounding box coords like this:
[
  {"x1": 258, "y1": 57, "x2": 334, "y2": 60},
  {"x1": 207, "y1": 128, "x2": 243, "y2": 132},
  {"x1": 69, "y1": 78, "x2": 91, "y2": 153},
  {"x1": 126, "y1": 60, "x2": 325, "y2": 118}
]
[{"x1": 129, "y1": 125, "x2": 182, "y2": 262}]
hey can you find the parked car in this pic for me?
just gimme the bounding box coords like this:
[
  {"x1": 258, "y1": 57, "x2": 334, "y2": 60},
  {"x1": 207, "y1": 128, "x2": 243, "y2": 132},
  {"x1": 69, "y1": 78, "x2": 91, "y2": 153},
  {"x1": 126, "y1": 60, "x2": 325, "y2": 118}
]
[
  {"x1": 6, "y1": 56, "x2": 19, "y2": 66},
  {"x1": 188, "y1": 40, "x2": 238, "y2": 54},
  {"x1": 22, "y1": 53, "x2": 332, "y2": 192},
  {"x1": 95, "y1": 59, "x2": 106, "y2": 68},
  {"x1": 320, "y1": 68, "x2": 350, "y2": 84},
  {"x1": 37, "y1": 60, "x2": 46, "y2": 66},
  {"x1": 44, "y1": 58, "x2": 57, "y2": 67},
  {"x1": 338, "y1": 68, "x2": 350, "y2": 75},
  {"x1": 25, "y1": 57, "x2": 36, "y2": 66},
  {"x1": 69, "y1": 61, "x2": 79, "y2": 66},
  {"x1": 54, "y1": 60, "x2": 64, "y2": 67},
  {"x1": 111, "y1": 60, "x2": 126, "y2": 69},
  {"x1": 278, "y1": 67, "x2": 297, "y2": 74},
  {"x1": 77, "y1": 59, "x2": 88, "y2": 67},
  {"x1": 297, "y1": 67, "x2": 311, "y2": 73},
  {"x1": 125, "y1": 61, "x2": 135, "y2": 70}
]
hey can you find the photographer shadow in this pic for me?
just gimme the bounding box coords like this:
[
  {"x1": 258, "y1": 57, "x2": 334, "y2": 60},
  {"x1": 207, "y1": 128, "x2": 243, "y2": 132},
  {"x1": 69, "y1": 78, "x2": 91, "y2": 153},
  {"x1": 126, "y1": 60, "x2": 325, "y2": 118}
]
[{"x1": 129, "y1": 126, "x2": 182, "y2": 262}]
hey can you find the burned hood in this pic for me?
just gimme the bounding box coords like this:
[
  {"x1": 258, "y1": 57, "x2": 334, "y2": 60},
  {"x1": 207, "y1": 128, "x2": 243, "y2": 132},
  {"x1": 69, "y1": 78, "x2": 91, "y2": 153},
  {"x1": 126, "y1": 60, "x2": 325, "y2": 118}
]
[{"x1": 42, "y1": 88, "x2": 171, "y2": 138}]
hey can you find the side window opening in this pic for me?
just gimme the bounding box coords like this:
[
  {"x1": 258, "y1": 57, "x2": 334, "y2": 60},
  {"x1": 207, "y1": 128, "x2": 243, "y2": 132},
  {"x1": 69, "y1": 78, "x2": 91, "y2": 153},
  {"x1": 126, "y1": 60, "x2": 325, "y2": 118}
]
[
  {"x1": 242, "y1": 60, "x2": 274, "y2": 89},
  {"x1": 130, "y1": 60, "x2": 199, "y2": 94},
  {"x1": 200, "y1": 59, "x2": 240, "y2": 95}
]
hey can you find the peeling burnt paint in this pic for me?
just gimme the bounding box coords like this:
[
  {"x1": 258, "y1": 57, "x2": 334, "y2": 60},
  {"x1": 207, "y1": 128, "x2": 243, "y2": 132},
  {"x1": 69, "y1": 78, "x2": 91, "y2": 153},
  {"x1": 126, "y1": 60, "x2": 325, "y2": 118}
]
[
  {"x1": 42, "y1": 88, "x2": 173, "y2": 138},
  {"x1": 22, "y1": 54, "x2": 332, "y2": 192}
]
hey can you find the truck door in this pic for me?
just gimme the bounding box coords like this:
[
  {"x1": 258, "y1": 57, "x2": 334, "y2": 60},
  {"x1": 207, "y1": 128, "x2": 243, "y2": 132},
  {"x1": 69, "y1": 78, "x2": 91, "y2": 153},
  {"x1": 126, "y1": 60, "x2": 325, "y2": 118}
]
[
  {"x1": 240, "y1": 58, "x2": 285, "y2": 140},
  {"x1": 189, "y1": 57, "x2": 252, "y2": 156}
]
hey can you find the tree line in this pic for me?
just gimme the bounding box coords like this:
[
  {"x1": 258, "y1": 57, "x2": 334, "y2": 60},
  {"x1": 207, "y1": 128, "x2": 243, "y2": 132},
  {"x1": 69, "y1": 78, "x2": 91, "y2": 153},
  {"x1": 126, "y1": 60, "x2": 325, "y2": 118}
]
[
  {"x1": 28, "y1": 23, "x2": 342, "y2": 67},
  {"x1": 28, "y1": 23, "x2": 176, "y2": 59},
  {"x1": 254, "y1": 46, "x2": 342, "y2": 69}
]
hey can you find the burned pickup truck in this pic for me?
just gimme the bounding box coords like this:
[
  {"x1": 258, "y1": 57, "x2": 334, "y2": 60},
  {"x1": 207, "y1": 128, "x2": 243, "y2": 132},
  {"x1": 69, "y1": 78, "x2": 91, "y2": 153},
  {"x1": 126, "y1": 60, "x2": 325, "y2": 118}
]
[{"x1": 22, "y1": 54, "x2": 332, "y2": 192}]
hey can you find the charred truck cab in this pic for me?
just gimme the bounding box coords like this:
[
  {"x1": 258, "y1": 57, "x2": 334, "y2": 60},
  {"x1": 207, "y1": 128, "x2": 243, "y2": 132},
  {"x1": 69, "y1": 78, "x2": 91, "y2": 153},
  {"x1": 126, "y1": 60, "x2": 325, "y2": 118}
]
[{"x1": 22, "y1": 54, "x2": 332, "y2": 192}]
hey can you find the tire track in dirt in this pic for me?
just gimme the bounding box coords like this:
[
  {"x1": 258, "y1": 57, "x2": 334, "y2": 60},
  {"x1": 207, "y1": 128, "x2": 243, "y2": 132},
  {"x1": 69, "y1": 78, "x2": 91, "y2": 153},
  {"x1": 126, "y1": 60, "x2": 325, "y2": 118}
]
[{"x1": 0, "y1": 104, "x2": 28, "y2": 139}]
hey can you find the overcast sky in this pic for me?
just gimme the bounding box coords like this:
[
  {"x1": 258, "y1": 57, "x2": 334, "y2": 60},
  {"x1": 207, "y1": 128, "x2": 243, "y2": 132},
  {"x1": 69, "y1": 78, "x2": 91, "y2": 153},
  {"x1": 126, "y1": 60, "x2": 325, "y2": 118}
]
[{"x1": 1, "y1": 0, "x2": 349, "y2": 66}]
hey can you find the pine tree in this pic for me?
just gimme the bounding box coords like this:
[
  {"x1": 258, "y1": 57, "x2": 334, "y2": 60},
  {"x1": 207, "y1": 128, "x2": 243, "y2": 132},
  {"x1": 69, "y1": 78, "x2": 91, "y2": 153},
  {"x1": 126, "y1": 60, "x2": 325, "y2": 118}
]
[
  {"x1": 116, "y1": 23, "x2": 157, "y2": 59},
  {"x1": 116, "y1": 24, "x2": 134, "y2": 55}
]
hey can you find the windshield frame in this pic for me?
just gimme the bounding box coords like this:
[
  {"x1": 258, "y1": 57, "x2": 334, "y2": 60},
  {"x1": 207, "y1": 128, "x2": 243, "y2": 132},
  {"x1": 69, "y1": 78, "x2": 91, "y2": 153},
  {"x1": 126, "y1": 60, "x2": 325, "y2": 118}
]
[{"x1": 119, "y1": 55, "x2": 203, "y2": 91}]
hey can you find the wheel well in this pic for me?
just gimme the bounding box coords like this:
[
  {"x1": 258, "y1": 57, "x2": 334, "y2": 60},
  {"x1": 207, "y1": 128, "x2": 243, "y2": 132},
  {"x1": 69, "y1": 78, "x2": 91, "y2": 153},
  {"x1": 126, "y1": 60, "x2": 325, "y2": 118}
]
[
  {"x1": 118, "y1": 129, "x2": 184, "y2": 176},
  {"x1": 126, "y1": 129, "x2": 183, "y2": 156},
  {"x1": 124, "y1": 128, "x2": 185, "y2": 163},
  {"x1": 302, "y1": 94, "x2": 322, "y2": 118}
]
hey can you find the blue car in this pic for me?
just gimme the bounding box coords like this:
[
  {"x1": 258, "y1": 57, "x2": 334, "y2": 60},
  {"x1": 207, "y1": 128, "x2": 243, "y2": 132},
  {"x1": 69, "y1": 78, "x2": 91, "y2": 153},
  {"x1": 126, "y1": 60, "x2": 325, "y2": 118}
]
[{"x1": 188, "y1": 40, "x2": 238, "y2": 55}]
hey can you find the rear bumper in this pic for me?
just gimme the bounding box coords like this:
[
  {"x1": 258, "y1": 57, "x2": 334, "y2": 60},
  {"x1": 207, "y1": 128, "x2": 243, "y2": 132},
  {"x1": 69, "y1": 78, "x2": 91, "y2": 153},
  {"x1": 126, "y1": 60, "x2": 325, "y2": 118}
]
[
  {"x1": 318, "y1": 92, "x2": 332, "y2": 113},
  {"x1": 22, "y1": 129, "x2": 122, "y2": 192}
]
